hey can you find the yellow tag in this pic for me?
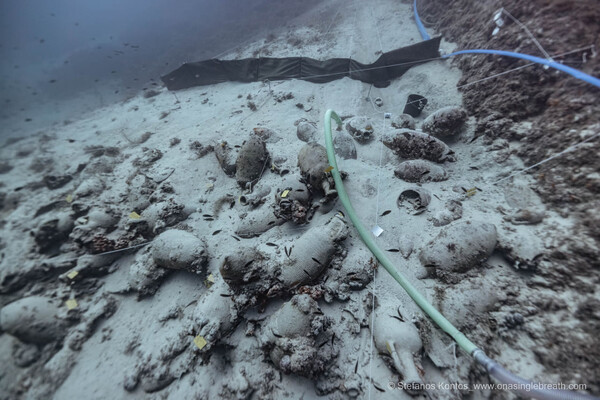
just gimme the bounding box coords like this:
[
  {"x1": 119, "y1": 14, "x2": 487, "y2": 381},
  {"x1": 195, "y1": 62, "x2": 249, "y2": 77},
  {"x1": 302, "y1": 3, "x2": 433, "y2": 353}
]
[
  {"x1": 193, "y1": 335, "x2": 207, "y2": 350},
  {"x1": 129, "y1": 211, "x2": 141, "y2": 219},
  {"x1": 281, "y1": 189, "x2": 290, "y2": 198},
  {"x1": 324, "y1": 165, "x2": 334, "y2": 173},
  {"x1": 466, "y1": 188, "x2": 477, "y2": 197},
  {"x1": 385, "y1": 341, "x2": 393, "y2": 355},
  {"x1": 204, "y1": 273, "x2": 215, "y2": 287},
  {"x1": 66, "y1": 299, "x2": 78, "y2": 310},
  {"x1": 65, "y1": 194, "x2": 73, "y2": 203},
  {"x1": 67, "y1": 270, "x2": 79, "y2": 279}
]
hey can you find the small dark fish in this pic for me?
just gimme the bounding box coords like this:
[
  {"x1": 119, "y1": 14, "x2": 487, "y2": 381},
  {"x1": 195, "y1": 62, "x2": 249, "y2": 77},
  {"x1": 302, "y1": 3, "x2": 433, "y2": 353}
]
[
  {"x1": 469, "y1": 166, "x2": 479, "y2": 170},
  {"x1": 303, "y1": 269, "x2": 312, "y2": 278},
  {"x1": 244, "y1": 260, "x2": 254, "y2": 268},
  {"x1": 354, "y1": 360, "x2": 359, "y2": 373},
  {"x1": 202, "y1": 214, "x2": 213, "y2": 218},
  {"x1": 266, "y1": 242, "x2": 277, "y2": 247},
  {"x1": 331, "y1": 333, "x2": 335, "y2": 345},
  {"x1": 204, "y1": 217, "x2": 214, "y2": 221},
  {"x1": 380, "y1": 210, "x2": 391, "y2": 216},
  {"x1": 318, "y1": 340, "x2": 328, "y2": 348},
  {"x1": 219, "y1": 293, "x2": 231, "y2": 297},
  {"x1": 231, "y1": 235, "x2": 240, "y2": 241},
  {"x1": 386, "y1": 249, "x2": 400, "y2": 252},
  {"x1": 212, "y1": 230, "x2": 222, "y2": 235},
  {"x1": 311, "y1": 258, "x2": 322, "y2": 265},
  {"x1": 271, "y1": 328, "x2": 282, "y2": 338},
  {"x1": 373, "y1": 383, "x2": 385, "y2": 392}
]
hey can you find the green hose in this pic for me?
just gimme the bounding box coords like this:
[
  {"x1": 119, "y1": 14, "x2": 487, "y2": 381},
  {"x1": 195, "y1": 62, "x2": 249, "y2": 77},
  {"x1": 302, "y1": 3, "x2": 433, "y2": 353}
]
[{"x1": 323, "y1": 109, "x2": 478, "y2": 355}]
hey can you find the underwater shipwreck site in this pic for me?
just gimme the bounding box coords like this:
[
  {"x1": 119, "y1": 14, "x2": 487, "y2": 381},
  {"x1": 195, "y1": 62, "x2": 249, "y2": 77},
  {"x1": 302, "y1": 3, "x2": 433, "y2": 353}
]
[{"x1": 0, "y1": 0, "x2": 599, "y2": 398}]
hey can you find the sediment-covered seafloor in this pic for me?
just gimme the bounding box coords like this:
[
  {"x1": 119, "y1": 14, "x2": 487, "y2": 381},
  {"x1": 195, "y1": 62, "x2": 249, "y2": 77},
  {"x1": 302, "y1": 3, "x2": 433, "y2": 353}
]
[{"x1": 0, "y1": 0, "x2": 598, "y2": 399}]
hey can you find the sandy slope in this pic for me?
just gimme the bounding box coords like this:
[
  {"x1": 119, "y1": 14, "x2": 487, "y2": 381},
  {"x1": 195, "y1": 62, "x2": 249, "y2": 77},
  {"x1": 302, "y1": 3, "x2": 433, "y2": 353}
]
[{"x1": 0, "y1": 0, "x2": 594, "y2": 399}]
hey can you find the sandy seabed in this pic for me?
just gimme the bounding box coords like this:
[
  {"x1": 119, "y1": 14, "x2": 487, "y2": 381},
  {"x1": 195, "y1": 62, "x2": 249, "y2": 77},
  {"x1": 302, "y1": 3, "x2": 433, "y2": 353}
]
[{"x1": 1, "y1": 0, "x2": 598, "y2": 399}]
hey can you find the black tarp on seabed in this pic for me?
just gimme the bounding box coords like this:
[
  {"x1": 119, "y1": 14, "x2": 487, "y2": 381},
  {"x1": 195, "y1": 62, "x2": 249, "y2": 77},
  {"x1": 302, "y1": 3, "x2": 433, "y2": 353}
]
[{"x1": 161, "y1": 37, "x2": 442, "y2": 90}]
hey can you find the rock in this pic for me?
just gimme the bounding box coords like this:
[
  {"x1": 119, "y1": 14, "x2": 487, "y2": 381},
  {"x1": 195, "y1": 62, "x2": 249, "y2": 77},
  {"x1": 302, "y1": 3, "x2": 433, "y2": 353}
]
[
  {"x1": 235, "y1": 136, "x2": 269, "y2": 187},
  {"x1": 420, "y1": 221, "x2": 497, "y2": 281},
  {"x1": 214, "y1": 141, "x2": 237, "y2": 177},
  {"x1": 391, "y1": 114, "x2": 415, "y2": 130},
  {"x1": 421, "y1": 106, "x2": 467, "y2": 137},
  {"x1": 383, "y1": 129, "x2": 455, "y2": 163},
  {"x1": 297, "y1": 143, "x2": 337, "y2": 199},
  {"x1": 345, "y1": 116, "x2": 375, "y2": 143},
  {"x1": 0, "y1": 296, "x2": 69, "y2": 344},
  {"x1": 151, "y1": 229, "x2": 208, "y2": 273},
  {"x1": 333, "y1": 130, "x2": 357, "y2": 159},
  {"x1": 296, "y1": 121, "x2": 319, "y2": 143},
  {"x1": 394, "y1": 160, "x2": 448, "y2": 183}
]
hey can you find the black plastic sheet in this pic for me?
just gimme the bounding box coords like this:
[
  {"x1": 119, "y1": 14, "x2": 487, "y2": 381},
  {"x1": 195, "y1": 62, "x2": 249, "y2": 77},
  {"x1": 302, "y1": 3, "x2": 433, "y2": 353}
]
[{"x1": 161, "y1": 37, "x2": 441, "y2": 90}]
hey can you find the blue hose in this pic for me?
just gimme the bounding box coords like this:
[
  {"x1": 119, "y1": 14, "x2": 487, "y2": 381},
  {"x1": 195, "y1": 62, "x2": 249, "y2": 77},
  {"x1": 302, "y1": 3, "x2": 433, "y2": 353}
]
[
  {"x1": 444, "y1": 49, "x2": 600, "y2": 89},
  {"x1": 411, "y1": 0, "x2": 600, "y2": 89},
  {"x1": 413, "y1": 0, "x2": 430, "y2": 40}
]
